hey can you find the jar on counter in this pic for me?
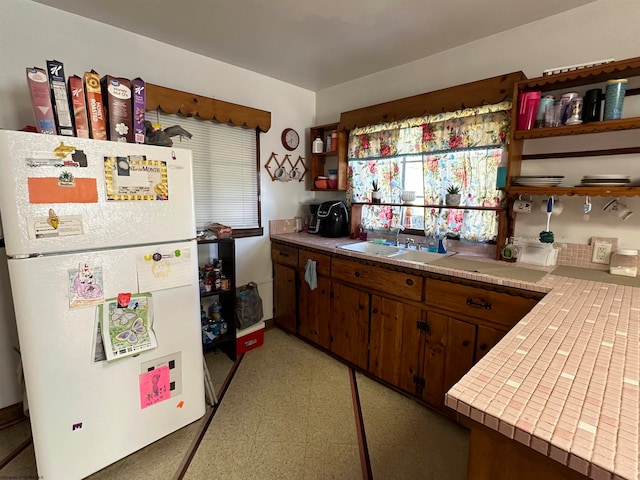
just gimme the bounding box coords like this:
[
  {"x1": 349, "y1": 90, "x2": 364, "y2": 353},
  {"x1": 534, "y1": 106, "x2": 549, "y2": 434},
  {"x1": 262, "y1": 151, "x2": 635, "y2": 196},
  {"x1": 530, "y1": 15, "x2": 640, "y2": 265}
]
[{"x1": 610, "y1": 249, "x2": 638, "y2": 277}]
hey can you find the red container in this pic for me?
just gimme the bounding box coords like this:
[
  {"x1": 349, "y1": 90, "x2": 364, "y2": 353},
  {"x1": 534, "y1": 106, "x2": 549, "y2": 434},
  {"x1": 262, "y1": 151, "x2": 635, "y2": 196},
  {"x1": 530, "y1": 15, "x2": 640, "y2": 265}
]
[
  {"x1": 517, "y1": 91, "x2": 541, "y2": 130},
  {"x1": 236, "y1": 322, "x2": 265, "y2": 355}
]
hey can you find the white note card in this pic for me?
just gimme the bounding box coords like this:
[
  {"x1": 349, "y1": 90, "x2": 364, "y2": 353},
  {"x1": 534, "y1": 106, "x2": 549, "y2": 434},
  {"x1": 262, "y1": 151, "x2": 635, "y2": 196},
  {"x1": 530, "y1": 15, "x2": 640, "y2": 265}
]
[{"x1": 136, "y1": 247, "x2": 192, "y2": 292}]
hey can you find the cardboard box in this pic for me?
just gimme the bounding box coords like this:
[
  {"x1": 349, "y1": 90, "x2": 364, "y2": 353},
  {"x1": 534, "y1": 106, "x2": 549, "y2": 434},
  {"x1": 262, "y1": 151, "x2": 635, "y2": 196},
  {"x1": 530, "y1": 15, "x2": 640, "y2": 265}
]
[
  {"x1": 46, "y1": 60, "x2": 74, "y2": 136},
  {"x1": 236, "y1": 321, "x2": 265, "y2": 355},
  {"x1": 26, "y1": 67, "x2": 56, "y2": 134},
  {"x1": 101, "y1": 75, "x2": 133, "y2": 142},
  {"x1": 68, "y1": 75, "x2": 90, "y2": 138},
  {"x1": 84, "y1": 70, "x2": 107, "y2": 140},
  {"x1": 131, "y1": 78, "x2": 146, "y2": 144}
]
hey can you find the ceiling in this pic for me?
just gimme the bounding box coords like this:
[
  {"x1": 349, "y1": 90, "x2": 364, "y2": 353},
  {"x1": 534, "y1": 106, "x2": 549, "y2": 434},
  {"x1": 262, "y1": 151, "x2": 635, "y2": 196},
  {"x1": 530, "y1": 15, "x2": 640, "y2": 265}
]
[{"x1": 34, "y1": 0, "x2": 596, "y2": 91}]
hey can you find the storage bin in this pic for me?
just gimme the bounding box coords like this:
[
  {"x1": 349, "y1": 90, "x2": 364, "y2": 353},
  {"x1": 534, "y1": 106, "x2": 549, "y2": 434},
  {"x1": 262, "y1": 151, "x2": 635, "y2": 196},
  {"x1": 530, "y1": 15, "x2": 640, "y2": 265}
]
[{"x1": 236, "y1": 321, "x2": 265, "y2": 355}]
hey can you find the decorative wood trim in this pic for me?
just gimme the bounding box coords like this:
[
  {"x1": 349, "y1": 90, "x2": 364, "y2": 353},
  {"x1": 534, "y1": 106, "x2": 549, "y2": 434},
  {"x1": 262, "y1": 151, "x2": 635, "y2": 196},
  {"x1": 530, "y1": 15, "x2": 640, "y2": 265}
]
[
  {"x1": 145, "y1": 84, "x2": 272, "y2": 132},
  {"x1": 338, "y1": 71, "x2": 525, "y2": 130}
]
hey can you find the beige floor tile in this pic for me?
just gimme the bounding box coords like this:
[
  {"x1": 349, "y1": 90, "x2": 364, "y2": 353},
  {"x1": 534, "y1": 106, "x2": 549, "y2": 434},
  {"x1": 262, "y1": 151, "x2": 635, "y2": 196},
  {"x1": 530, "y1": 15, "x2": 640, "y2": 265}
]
[
  {"x1": 306, "y1": 407, "x2": 357, "y2": 445},
  {"x1": 244, "y1": 441, "x2": 306, "y2": 480},
  {"x1": 0, "y1": 419, "x2": 31, "y2": 459},
  {"x1": 303, "y1": 442, "x2": 361, "y2": 480},
  {"x1": 183, "y1": 440, "x2": 254, "y2": 480},
  {"x1": 0, "y1": 443, "x2": 37, "y2": 478},
  {"x1": 255, "y1": 410, "x2": 310, "y2": 443}
]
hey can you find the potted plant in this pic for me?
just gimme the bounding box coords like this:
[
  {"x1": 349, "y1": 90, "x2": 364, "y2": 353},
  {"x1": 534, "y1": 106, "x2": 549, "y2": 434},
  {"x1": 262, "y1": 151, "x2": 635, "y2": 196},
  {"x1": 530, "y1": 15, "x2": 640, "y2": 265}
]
[
  {"x1": 371, "y1": 180, "x2": 382, "y2": 204},
  {"x1": 445, "y1": 184, "x2": 461, "y2": 206}
]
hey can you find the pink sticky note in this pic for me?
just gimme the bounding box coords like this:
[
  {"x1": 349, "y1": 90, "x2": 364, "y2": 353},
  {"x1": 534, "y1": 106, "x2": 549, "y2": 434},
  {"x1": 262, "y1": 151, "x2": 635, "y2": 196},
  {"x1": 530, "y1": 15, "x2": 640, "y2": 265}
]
[{"x1": 139, "y1": 365, "x2": 170, "y2": 409}]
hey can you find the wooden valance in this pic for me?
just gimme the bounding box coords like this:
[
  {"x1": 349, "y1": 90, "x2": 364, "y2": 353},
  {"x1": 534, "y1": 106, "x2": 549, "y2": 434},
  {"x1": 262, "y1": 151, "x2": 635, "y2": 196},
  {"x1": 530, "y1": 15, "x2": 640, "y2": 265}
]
[
  {"x1": 339, "y1": 71, "x2": 525, "y2": 131},
  {"x1": 145, "y1": 83, "x2": 272, "y2": 132}
]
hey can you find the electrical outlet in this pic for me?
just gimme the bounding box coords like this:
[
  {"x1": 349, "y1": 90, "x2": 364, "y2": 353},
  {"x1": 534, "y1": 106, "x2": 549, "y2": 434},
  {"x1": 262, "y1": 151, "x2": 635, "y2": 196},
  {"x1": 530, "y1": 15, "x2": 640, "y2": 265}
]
[{"x1": 592, "y1": 242, "x2": 612, "y2": 264}]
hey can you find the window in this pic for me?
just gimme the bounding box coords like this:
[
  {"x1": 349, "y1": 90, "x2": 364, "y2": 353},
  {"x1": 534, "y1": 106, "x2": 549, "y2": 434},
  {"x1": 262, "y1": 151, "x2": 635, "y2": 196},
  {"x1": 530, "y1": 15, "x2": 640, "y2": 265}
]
[
  {"x1": 157, "y1": 111, "x2": 261, "y2": 236},
  {"x1": 347, "y1": 102, "x2": 510, "y2": 243}
]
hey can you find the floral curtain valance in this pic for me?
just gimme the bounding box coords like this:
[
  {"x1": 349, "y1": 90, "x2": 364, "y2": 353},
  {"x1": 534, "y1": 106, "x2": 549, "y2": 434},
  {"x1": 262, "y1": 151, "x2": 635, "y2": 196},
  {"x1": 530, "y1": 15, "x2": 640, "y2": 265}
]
[{"x1": 348, "y1": 101, "x2": 511, "y2": 159}]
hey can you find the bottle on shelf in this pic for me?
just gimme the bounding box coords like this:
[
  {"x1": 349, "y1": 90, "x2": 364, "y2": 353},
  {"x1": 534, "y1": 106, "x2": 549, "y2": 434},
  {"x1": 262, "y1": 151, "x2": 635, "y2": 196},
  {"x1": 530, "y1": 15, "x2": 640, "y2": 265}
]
[{"x1": 312, "y1": 136, "x2": 323, "y2": 154}]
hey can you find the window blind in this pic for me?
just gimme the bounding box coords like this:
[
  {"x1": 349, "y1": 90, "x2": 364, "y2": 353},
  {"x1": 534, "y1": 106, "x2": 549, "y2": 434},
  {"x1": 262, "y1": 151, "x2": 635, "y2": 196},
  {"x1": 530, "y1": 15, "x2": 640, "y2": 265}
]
[{"x1": 157, "y1": 111, "x2": 259, "y2": 230}]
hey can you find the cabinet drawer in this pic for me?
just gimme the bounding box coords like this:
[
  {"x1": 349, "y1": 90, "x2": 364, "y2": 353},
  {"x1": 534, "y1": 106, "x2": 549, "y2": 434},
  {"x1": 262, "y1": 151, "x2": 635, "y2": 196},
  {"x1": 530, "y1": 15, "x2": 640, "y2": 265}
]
[
  {"x1": 298, "y1": 249, "x2": 331, "y2": 277},
  {"x1": 425, "y1": 279, "x2": 538, "y2": 328},
  {"x1": 332, "y1": 258, "x2": 423, "y2": 301},
  {"x1": 271, "y1": 244, "x2": 298, "y2": 267}
]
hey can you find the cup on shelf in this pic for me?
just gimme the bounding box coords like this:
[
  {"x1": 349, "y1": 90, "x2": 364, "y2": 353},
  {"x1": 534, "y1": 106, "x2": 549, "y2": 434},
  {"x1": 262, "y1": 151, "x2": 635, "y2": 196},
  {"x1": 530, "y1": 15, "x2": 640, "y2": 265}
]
[
  {"x1": 603, "y1": 79, "x2": 628, "y2": 120},
  {"x1": 274, "y1": 166, "x2": 290, "y2": 182},
  {"x1": 603, "y1": 198, "x2": 633, "y2": 220},
  {"x1": 582, "y1": 89, "x2": 602, "y2": 123},
  {"x1": 517, "y1": 91, "x2": 541, "y2": 130}
]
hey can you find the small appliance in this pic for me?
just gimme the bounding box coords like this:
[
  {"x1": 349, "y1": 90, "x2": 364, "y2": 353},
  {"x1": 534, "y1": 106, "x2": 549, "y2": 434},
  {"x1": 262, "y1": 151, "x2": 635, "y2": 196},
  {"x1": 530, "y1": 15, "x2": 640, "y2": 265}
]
[
  {"x1": 317, "y1": 201, "x2": 349, "y2": 238},
  {"x1": 308, "y1": 203, "x2": 321, "y2": 234}
]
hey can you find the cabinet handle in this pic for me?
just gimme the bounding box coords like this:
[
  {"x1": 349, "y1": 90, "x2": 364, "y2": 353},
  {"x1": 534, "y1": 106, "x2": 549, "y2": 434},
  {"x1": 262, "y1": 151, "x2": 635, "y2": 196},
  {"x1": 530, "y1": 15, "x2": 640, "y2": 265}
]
[
  {"x1": 462, "y1": 340, "x2": 470, "y2": 347},
  {"x1": 406, "y1": 278, "x2": 414, "y2": 286},
  {"x1": 479, "y1": 343, "x2": 488, "y2": 351},
  {"x1": 279, "y1": 251, "x2": 289, "y2": 257},
  {"x1": 372, "y1": 308, "x2": 378, "y2": 314},
  {"x1": 466, "y1": 297, "x2": 491, "y2": 310},
  {"x1": 355, "y1": 271, "x2": 360, "y2": 277}
]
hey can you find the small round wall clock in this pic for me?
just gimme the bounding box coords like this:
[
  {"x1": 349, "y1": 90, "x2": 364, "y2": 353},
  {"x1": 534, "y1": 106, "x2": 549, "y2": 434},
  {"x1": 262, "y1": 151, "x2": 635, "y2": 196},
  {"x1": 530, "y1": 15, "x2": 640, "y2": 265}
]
[{"x1": 281, "y1": 128, "x2": 300, "y2": 151}]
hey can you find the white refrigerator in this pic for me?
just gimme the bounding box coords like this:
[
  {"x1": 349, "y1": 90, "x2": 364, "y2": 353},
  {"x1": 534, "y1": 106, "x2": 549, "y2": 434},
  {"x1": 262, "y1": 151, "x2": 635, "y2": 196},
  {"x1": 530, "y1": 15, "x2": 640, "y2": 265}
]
[{"x1": 0, "y1": 130, "x2": 205, "y2": 479}]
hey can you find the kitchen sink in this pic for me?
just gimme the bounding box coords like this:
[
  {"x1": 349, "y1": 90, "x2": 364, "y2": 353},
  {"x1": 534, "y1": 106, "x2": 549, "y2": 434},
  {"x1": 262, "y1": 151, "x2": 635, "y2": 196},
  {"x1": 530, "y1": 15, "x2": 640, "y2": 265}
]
[{"x1": 337, "y1": 241, "x2": 455, "y2": 264}]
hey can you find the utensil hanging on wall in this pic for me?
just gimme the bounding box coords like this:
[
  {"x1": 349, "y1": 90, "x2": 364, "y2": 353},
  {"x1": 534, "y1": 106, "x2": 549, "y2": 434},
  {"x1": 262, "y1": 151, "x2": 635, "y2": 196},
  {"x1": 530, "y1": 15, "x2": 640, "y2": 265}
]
[
  {"x1": 539, "y1": 196, "x2": 554, "y2": 243},
  {"x1": 583, "y1": 195, "x2": 592, "y2": 222}
]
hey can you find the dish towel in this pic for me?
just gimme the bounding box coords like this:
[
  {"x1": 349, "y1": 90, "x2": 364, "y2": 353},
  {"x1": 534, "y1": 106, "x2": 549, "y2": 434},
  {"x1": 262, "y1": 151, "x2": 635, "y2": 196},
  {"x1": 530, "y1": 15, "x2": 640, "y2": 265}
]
[{"x1": 304, "y1": 259, "x2": 318, "y2": 290}]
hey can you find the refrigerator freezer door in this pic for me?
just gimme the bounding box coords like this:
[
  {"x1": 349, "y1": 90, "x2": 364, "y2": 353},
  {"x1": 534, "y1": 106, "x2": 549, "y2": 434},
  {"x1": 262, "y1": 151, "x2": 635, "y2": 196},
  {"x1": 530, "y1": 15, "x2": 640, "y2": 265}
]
[
  {"x1": 0, "y1": 130, "x2": 196, "y2": 257},
  {"x1": 8, "y1": 240, "x2": 205, "y2": 479}
]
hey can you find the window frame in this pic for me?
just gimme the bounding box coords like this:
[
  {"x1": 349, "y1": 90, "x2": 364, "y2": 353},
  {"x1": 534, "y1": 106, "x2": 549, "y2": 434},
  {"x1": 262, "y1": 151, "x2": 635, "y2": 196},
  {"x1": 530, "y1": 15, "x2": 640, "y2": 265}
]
[{"x1": 145, "y1": 84, "x2": 272, "y2": 238}]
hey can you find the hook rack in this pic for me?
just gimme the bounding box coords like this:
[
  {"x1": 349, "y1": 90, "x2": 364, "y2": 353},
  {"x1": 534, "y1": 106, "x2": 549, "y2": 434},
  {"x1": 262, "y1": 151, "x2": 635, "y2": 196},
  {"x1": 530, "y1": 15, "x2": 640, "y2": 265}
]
[{"x1": 265, "y1": 153, "x2": 308, "y2": 182}]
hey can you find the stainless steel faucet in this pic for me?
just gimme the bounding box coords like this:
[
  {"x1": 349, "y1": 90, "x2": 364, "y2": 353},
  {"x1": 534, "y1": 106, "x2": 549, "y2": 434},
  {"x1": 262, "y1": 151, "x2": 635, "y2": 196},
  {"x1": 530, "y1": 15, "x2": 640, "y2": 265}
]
[
  {"x1": 404, "y1": 238, "x2": 415, "y2": 249},
  {"x1": 394, "y1": 224, "x2": 405, "y2": 245}
]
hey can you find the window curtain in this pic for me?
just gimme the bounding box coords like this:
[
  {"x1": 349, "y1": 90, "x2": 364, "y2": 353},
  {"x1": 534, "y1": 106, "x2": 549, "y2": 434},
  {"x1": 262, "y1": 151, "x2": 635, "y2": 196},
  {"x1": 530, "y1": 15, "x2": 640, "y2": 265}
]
[{"x1": 347, "y1": 101, "x2": 510, "y2": 242}]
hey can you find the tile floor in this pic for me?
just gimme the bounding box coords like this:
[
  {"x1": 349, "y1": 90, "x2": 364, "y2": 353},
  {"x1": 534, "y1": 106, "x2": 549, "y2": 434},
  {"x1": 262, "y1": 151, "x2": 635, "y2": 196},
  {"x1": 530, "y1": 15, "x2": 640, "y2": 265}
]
[{"x1": 0, "y1": 328, "x2": 469, "y2": 479}]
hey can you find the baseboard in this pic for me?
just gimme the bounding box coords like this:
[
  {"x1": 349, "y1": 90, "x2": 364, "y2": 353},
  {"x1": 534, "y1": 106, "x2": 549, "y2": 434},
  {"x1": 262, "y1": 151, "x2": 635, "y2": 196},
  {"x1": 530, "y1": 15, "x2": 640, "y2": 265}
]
[
  {"x1": 263, "y1": 318, "x2": 275, "y2": 330},
  {"x1": 0, "y1": 403, "x2": 26, "y2": 428}
]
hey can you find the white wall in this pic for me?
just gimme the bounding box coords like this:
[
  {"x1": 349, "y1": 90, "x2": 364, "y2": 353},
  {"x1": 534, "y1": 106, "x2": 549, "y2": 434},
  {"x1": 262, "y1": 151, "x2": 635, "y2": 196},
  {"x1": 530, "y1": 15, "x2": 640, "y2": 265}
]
[
  {"x1": 0, "y1": 0, "x2": 317, "y2": 407},
  {"x1": 317, "y1": 0, "x2": 640, "y2": 249}
]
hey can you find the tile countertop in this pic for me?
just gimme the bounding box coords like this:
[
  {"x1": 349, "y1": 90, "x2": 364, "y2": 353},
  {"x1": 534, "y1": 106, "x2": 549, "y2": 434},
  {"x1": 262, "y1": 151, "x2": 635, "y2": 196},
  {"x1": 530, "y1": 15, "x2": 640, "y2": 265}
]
[{"x1": 271, "y1": 232, "x2": 639, "y2": 480}]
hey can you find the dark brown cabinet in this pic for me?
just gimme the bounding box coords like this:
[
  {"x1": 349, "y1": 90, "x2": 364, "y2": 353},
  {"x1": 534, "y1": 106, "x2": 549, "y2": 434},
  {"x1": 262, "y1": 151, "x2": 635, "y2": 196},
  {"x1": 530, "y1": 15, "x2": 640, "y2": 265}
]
[
  {"x1": 271, "y1": 244, "x2": 298, "y2": 334},
  {"x1": 270, "y1": 240, "x2": 542, "y2": 414},
  {"x1": 297, "y1": 249, "x2": 331, "y2": 349},
  {"x1": 329, "y1": 281, "x2": 370, "y2": 370}
]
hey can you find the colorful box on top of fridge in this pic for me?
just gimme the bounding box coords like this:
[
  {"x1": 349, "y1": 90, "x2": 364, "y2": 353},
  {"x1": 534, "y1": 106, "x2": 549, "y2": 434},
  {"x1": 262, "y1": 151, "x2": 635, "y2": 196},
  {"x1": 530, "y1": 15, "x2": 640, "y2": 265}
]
[
  {"x1": 131, "y1": 77, "x2": 146, "y2": 144},
  {"x1": 101, "y1": 75, "x2": 133, "y2": 143},
  {"x1": 83, "y1": 70, "x2": 107, "y2": 140},
  {"x1": 46, "y1": 60, "x2": 74, "y2": 137},
  {"x1": 26, "y1": 67, "x2": 56, "y2": 134},
  {"x1": 67, "y1": 75, "x2": 90, "y2": 138}
]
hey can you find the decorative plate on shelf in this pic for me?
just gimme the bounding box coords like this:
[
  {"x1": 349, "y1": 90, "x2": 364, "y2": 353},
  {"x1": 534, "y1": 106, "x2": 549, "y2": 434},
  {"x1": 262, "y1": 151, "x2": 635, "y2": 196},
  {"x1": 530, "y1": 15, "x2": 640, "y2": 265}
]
[{"x1": 512, "y1": 175, "x2": 564, "y2": 186}]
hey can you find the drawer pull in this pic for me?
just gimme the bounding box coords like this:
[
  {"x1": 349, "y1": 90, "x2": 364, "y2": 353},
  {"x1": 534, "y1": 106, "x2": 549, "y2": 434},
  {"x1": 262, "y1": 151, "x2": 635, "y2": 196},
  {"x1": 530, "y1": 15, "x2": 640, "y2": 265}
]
[
  {"x1": 462, "y1": 340, "x2": 470, "y2": 347},
  {"x1": 279, "y1": 252, "x2": 289, "y2": 257},
  {"x1": 355, "y1": 271, "x2": 360, "y2": 277},
  {"x1": 479, "y1": 343, "x2": 488, "y2": 351},
  {"x1": 466, "y1": 297, "x2": 492, "y2": 310},
  {"x1": 406, "y1": 278, "x2": 414, "y2": 286}
]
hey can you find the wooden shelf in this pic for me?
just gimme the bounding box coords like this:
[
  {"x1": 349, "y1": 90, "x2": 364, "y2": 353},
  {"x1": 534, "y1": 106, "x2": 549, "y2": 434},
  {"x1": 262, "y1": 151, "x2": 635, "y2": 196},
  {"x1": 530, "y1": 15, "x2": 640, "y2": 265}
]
[
  {"x1": 309, "y1": 123, "x2": 348, "y2": 191},
  {"x1": 517, "y1": 56, "x2": 640, "y2": 91},
  {"x1": 508, "y1": 186, "x2": 640, "y2": 197},
  {"x1": 514, "y1": 117, "x2": 640, "y2": 139}
]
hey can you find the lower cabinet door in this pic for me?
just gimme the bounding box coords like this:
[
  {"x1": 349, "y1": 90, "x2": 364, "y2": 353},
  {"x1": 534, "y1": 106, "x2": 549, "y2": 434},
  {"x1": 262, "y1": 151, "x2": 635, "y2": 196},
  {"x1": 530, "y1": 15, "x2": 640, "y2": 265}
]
[
  {"x1": 369, "y1": 296, "x2": 422, "y2": 394},
  {"x1": 475, "y1": 324, "x2": 507, "y2": 362},
  {"x1": 420, "y1": 310, "x2": 448, "y2": 408},
  {"x1": 329, "y1": 282, "x2": 370, "y2": 370},
  {"x1": 298, "y1": 275, "x2": 331, "y2": 349},
  {"x1": 443, "y1": 317, "x2": 476, "y2": 394},
  {"x1": 273, "y1": 263, "x2": 296, "y2": 333}
]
